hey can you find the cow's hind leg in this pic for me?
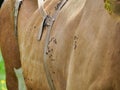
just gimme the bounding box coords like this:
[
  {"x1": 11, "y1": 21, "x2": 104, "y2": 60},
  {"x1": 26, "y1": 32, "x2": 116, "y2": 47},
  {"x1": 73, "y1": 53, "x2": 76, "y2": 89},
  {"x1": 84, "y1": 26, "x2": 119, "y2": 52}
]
[{"x1": 0, "y1": 0, "x2": 21, "y2": 90}]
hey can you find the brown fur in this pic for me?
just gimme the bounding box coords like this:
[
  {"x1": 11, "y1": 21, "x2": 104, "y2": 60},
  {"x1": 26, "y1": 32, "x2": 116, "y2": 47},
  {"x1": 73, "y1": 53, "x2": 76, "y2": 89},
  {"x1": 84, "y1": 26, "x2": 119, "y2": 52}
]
[
  {"x1": 0, "y1": 0, "x2": 21, "y2": 90},
  {"x1": 1, "y1": 0, "x2": 120, "y2": 90}
]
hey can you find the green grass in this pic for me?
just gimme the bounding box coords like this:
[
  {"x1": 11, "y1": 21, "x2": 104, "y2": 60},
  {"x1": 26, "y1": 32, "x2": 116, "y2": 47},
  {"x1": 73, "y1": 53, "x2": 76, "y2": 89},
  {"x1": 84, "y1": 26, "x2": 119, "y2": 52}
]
[
  {"x1": 0, "y1": 52, "x2": 7, "y2": 90},
  {"x1": 104, "y1": 0, "x2": 113, "y2": 14}
]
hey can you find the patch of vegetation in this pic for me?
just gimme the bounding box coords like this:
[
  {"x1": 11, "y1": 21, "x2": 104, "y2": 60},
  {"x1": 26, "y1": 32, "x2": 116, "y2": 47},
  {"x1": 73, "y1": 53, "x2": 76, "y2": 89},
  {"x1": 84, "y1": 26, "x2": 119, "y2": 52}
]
[
  {"x1": 0, "y1": 52, "x2": 7, "y2": 90},
  {"x1": 104, "y1": 0, "x2": 120, "y2": 16},
  {"x1": 104, "y1": 0, "x2": 113, "y2": 14}
]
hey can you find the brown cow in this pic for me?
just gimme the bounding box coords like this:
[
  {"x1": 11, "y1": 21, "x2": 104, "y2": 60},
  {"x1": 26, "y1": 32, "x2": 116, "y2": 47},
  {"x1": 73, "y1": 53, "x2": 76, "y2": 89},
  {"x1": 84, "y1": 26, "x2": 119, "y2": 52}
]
[
  {"x1": 0, "y1": 0, "x2": 21, "y2": 90},
  {"x1": 1, "y1": 0, "x2": 120, "y2": 90}
]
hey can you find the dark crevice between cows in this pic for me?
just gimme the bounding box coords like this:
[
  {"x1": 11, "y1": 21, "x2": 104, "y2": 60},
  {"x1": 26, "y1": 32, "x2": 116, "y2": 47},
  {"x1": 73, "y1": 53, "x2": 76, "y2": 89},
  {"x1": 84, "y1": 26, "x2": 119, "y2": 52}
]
[
  {"x1": 0, "y1": 0, "x2": 4, "y2": 8},
  {"x1": 14, "y1": 0, "x2": 23, "y2": 40},
  {"x1": 73, "y1": 35, "x2": 79, "y2": 50}
]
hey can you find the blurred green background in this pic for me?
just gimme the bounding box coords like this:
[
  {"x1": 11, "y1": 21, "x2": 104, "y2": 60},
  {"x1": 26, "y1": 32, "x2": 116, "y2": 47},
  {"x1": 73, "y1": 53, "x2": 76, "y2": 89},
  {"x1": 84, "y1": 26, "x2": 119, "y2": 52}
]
[{"x1": 0, "y1": 51, "x2": 7, "y2": 90}]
